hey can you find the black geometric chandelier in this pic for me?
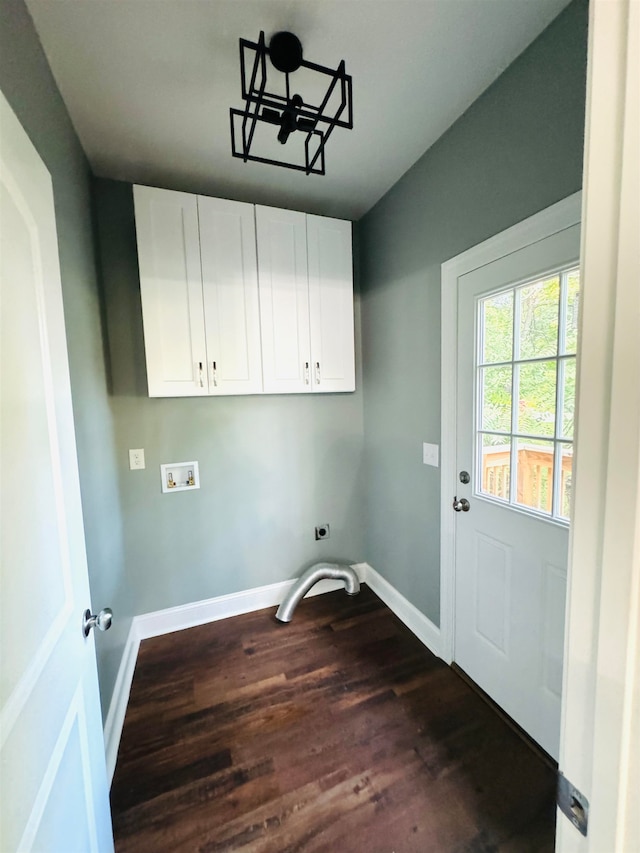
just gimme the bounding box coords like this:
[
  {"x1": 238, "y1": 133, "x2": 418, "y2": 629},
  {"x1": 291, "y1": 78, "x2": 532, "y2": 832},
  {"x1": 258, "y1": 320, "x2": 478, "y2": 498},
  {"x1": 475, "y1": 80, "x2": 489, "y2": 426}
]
[{"x1": 230, "y1": 31, "x2": 353, "y2": 176}]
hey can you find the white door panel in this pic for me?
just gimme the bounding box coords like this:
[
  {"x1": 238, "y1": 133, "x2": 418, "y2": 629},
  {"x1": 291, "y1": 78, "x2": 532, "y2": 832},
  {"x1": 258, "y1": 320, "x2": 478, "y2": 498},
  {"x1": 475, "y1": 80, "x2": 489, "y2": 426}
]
[
  {"x1": 16, "y1": 683, "x2": 100, "y2": 851},
  {"x1": 0, "y1": 91, "x2": 113, "y2": 852},
  {"x1": 456, "y1": 501, "x2": 569, "y2": 753},
  {"x1": 455, "y1": 222, "x2": 580, "y2": 759},
  {"x1": 198, "y1": 196, "x2": 262, "y2": 395},
  {"x1": 256, "y1": 205, "x2": 311, "y2": 394},
  {"x1": 134, "y1": 185, "x2": 207, "y2": 397},
  {"x1": 307, "y1": 214, "x2": 355, "y2": 393}
]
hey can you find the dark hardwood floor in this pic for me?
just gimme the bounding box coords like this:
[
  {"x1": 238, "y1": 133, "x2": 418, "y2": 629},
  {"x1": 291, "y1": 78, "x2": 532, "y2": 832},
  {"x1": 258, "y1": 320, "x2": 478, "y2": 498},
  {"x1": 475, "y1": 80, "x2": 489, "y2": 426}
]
[{"x1": 111, "y1": 586, "x2": 557, "y2": 852}]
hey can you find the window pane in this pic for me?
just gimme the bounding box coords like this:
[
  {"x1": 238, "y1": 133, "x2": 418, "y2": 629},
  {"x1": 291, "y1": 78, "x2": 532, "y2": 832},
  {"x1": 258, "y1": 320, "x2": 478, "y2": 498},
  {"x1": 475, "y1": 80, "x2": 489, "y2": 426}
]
[
  {"x1": 479, "y1": 434, "x2": 511, "y2": 501},
  {"x1": 480, "y1": 290, "x2": 513, "y2": 364},
  {"x1": 561, "y1": 358, "x2": 576, "y2": 440},
  {"x1": 563, "y1": 269, "x2": 580, "y2": 355},
  {"x1": 474, "y1": 270, "x2": 576, "y2": 523},
  {"x1": 480, "y1": 365, "x2": 512, "y2": 432},
  {"x1": 559, "y1": 443, "x2": 574, "y2": 519},
  {"x1": 516, "y1": 360, "x2": 557, "y2": 437},
  {"x1": 518, "y1": 275, "x2": 560, "y2": 360},
  {"x1": 515, "y1": 438, "x2": 554, "y2": 513}
]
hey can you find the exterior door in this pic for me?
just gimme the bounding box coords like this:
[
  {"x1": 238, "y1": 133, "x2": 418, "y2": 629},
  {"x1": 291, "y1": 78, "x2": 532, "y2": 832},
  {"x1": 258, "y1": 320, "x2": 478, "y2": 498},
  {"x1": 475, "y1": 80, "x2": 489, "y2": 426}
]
[
  {"x1": 0, "y1": 92, "x2": 113, "y2": 851},
  {"x1": 454, "y1": 223, "x2": 580, "y2": 759}
]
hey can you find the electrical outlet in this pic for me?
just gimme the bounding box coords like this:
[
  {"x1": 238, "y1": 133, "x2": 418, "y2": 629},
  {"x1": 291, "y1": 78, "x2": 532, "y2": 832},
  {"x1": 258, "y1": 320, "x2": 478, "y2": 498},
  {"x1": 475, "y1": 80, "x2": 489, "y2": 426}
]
[
  {"x1": 129, "y1": 448, "x2": 145, "y2": 470},
  {"x1": 315, "y1": 524, "x2": 330, "y2": 540}
]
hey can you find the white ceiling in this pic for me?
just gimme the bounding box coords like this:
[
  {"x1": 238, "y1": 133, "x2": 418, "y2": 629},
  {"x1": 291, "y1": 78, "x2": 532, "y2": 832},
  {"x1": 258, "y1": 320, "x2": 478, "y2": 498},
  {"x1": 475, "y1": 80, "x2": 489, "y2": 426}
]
[{"x1": 26, "y1": 0, "x2": 571, "y2": 220}]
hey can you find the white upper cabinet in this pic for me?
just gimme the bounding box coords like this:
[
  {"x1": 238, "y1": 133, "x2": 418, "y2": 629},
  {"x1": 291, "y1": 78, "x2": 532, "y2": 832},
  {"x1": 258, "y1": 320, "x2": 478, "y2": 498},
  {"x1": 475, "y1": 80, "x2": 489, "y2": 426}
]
[
  {"x1": 134, "y1": 186, "x2": 355, "y2": 397},
  {"x1": 256, "y1": 206, "x2": 311, "y2": 394},
  {"x1": 134, "y1": 185, "x2": 208, "y2": 397},
  {"x1": 198, "y1": 196, "x2": 262, "y2": 395},
  {"x1": 256, "y1": 206, "x2": 355, "y2": 395},
  {"x1": 307, "y1": 214, "x2": 355, "y2": 393},
  {"x1": 134, "y1": 187, "x2": 262, "y2": 397}
]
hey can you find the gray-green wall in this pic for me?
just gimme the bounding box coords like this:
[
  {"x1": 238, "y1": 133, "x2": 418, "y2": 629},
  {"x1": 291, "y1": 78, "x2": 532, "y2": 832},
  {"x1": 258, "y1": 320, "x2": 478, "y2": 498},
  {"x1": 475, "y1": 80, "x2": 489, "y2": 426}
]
[
  {"x1": 93, "y1": 179, "x2": 365, "y2": 615},
  {"x1": 0, "y1": 0, "x2": 131, "y2": 718},
  {"x1": 358, "y1": 0, "x2": 588, "y2": 625}
]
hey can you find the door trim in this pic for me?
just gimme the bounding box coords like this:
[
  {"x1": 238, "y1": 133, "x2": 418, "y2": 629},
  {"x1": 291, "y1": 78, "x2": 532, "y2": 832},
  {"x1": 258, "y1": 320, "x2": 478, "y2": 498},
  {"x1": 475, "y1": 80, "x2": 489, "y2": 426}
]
[
  {"x1": 557, "y1": 1, "x2": 639, "y2": 848},
  {"x1": 439, "y1": 192, "x2": 582, "y2": 664}
]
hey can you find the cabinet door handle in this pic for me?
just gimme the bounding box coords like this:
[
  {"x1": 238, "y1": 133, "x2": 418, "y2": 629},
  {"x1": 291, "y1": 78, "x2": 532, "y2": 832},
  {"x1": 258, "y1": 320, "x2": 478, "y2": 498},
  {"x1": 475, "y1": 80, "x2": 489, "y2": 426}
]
[
  {"x1": 197, "y1": 361, "x2": 204, "y2": 388},
  {"x1": 304, "y1": 362, "x2": 310, "y2": 385},
  {"x1": 211, "y1": 361, "x2": 218, "y2": 387},
  {"x1": 315, "y1": 362, "x2": 321, "y2": 384}
]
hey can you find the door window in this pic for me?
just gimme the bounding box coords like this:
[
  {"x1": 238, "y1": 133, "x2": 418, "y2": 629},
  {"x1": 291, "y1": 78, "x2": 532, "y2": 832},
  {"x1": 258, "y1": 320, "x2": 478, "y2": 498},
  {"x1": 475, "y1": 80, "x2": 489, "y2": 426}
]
[{"x1": 476, "y1": 267, "x2": 579, "y2": 521}]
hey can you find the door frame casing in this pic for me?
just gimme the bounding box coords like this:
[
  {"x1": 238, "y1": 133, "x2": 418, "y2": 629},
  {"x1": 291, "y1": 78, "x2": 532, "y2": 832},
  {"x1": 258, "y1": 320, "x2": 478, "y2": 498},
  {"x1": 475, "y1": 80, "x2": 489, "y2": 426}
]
[
  {"x1": 439, "y1": 191, "x2": 582, "y2": 665},
  {"x1": 557, "y1": 1, "x2": 639, "y2": 849}
]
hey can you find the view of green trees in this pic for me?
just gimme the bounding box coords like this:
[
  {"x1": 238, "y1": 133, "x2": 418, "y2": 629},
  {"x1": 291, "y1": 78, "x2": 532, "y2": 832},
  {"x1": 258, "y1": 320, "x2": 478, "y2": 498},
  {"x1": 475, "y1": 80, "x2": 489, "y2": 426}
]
[
  {"x1": 478, "y1": 269, "x2": 580, "y2": 518},
  {"x1": 480, "y1": 270, "x2": 579, "y2": 442}
]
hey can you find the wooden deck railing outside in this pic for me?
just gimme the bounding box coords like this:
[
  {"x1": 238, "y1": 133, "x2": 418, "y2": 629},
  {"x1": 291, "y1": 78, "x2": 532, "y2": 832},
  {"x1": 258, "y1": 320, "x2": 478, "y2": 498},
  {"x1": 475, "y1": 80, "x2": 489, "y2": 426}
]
[{"x1": 481, "y1": 443, "x2": 572, "y2": 514}]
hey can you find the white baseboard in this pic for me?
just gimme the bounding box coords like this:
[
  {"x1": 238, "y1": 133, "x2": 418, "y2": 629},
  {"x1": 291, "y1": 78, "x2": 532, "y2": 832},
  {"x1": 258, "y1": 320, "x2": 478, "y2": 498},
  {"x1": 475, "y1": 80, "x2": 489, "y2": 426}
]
[
  {"x1": 363, "y1": 563, "x2": 442, "y2": 659},
  {"x1": 134, "y1": 573, "x2": 359, "y2": 641},
  {"x1": 103, "y1": 620, "x2": 140, "y2": 784},
  {"x1": 103, "y1": 561, "x2": 441, "y2": 785}
]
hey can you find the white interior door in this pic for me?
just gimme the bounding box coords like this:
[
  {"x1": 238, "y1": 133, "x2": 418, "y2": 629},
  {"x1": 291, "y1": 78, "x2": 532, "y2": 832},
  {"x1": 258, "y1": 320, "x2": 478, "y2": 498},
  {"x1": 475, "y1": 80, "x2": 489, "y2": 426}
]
[
  {"x1": 0, "y1": 92, "x2": 113, "y2": 852},
  {"x1": 454, "y1": 223, "x2": 580, "y2": 759}
]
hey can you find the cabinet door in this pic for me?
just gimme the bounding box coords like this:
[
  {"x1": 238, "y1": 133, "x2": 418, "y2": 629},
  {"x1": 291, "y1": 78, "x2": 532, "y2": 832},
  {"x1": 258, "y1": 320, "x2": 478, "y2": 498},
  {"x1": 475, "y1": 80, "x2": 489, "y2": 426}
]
[
  {"x1": 134, "y1": 185, "x2": 207, "y2": 396},
  {"x1": 198, "y1": 197, "x2": 262, "y2": 395},
  {"x1": 307, "y1": 215, "x2": 355, "y2": 392},
  {"x1": 256, "y1": 205, "x2": 311, "y2": 394}
]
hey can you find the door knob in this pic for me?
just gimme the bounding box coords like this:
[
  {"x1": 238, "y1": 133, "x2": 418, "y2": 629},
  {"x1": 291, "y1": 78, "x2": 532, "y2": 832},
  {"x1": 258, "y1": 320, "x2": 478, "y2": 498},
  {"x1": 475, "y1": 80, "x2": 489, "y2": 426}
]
[
  {"x1": 83, "y1": 607, "x2": 113, "y2": 638},
  {"x1": 453, "y1": 496, "x2": 470, "y2": 512}
]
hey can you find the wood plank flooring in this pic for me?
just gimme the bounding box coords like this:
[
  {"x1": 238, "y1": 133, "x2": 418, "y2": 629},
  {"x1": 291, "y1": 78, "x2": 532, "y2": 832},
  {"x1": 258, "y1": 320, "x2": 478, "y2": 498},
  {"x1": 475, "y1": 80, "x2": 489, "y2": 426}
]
[{"x1": 110, "y1": 586, "x2": 557, "y2": 852}]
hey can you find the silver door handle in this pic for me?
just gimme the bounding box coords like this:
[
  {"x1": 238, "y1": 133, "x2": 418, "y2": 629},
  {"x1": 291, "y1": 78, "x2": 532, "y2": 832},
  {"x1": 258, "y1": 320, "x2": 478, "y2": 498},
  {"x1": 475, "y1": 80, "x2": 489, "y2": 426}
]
[
  {"x1": 211, "y1": 361, "x2": 218, "y2": 387},
  {"x1": 304, "y1": 362, "x2": 310, "y2": 384},
  {"x1": 453, "y1": 496, "x2": 470, "y2": 512},
  {"x1": 315, "y1": 361, "x2": 321, "y2": 384},
  {"x1": 83, "y1": 607, "x2": 113, "y2": 638}
]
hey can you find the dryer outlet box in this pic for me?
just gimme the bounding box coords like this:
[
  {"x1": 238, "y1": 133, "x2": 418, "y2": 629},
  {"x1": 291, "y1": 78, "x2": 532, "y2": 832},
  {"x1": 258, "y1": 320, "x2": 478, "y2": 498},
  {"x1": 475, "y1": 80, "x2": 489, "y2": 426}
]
[{"x1": 315, "y1": 524, "x2": 330, "y2": 540}]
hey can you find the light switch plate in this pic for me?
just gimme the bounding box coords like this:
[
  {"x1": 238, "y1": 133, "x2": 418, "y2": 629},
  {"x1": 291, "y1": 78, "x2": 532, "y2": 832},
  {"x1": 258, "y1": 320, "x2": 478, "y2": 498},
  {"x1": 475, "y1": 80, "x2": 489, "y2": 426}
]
[
  {"x1": 129, "y1": 448, "x2": 145, "y2": 470},
  {"x1": 423, "y1": 442, "x2": 439, "y2": 467}
]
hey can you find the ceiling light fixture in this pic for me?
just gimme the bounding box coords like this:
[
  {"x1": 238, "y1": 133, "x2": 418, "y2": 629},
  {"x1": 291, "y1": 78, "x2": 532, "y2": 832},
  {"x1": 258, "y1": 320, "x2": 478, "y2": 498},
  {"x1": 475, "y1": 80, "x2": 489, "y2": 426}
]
[{"x1": 230, "y1": 31, "x2": 353, "y2": 176}]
